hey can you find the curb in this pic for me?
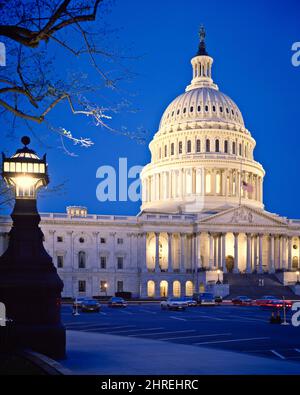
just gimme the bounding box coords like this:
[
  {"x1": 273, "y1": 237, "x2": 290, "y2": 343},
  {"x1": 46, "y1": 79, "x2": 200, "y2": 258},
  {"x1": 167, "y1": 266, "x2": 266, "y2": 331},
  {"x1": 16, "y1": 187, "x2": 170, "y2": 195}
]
[{"x1": 21, "y1": 350, "x2": 73, "y2": 375}]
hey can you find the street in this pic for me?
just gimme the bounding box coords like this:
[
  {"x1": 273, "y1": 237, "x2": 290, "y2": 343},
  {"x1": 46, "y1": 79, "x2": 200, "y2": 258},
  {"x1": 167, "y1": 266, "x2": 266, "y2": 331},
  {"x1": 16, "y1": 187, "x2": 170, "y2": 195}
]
[{"x1": 62, "y1": 303, "x2": 300, "y2": 363}]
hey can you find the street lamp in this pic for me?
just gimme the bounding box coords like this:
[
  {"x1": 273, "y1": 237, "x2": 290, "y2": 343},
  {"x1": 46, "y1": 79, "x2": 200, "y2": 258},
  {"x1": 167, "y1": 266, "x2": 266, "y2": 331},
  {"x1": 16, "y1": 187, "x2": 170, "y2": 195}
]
[
  {"x1": 0, "y1": 136, "x2": 65, "y2": 359},
  {"x1": 296, "y1": 271, "x2": 300, "y2": 285},
  {"x1": 216, "y1": 269, "x2": 222, "y2": 285},
  {"x1": 104, "y1": 282, "x2": 108, "y2": 297}
]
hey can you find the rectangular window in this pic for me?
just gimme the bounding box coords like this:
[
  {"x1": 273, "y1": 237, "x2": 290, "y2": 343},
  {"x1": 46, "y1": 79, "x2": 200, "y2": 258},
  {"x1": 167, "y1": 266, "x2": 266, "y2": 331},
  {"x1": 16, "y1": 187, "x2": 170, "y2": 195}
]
[
  {"x1": 224, "y1": 140, "x2": 228, "y2": 153},
  {"x1": 178, "y1": 141, "x2": 182, "y2": 154},
  {"x1": 171, "y1": 143, "x2": 174, "y2": 155},
  {"x1": 100, "y1": 238, "x2": 106, "y2": 244},
  {"x1": 57, "y1": 255, "x2": 64, "y2": 268},
  {"x1": 232, "y1": 142, "x2": 236, "y2": 154},
  {"x1": 117, "y1": 281, "x2": 124, "y2": 293},
  {"x1": 100, "y1": 256, "x2": 106, "y2": 269},
  {"x1": 78, "y1": 280, "x2": 86, "y2": 293},
  {"x1": 196, "y1": 139, "x2": 201, "y2": 153},
  {"x1": 100, "y1": 281, "x2": 107, "y2": 292},
  {"x1": 57, "y1": 236, "x2": 63, "y2": 243},
  {"x1": 117, "y1": 257, "x2": 124, "y2": 270},
  {"x1": 117, "y1": 238, "x2": 123, "y2": 245}
]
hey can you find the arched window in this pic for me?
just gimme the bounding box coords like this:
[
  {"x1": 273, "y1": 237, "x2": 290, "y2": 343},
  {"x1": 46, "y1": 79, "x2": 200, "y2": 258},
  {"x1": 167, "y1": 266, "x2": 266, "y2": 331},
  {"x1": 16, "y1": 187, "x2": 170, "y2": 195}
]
[
  {"x1": 220, "y1": 107, "x2": 223, "y2": 113},
  {"x1": 147, "y1": 280, "x2": 155, "y2": 298},
  {"x1": 183, "y1": 107, "x2": 186, "y2": 114},
  {"x1": 206, "y1": 139, "x2": 210, "y2": 152},
  {"x1": 179, "y1": 141, "x2": 183, "y2": 154},
  {"x1": 171, "y1": 143, "x2": 174, "y2": 155},
  {"x1": 239, "y1": 143, "x2": 242, "y2": 156},
  {"x1": 215, "y1": 139, "x2": 220, "y2": 152},
  {"x1": 78, "y1": 251, "x2": 86, "y2": 269},
  {"x1": 160, "y1": 281, "x2": 168, "y2": 297},
  {"x1": 164, "y1": 145, "x2": 167, "y2": 157},
  {"x1": 232, "y1": 142, "x2": 236, "y2": 154},
  {"x1": 173, "y1": 281, "x2": 181, "y2": 298},
  {"x1": 187, "y1": 140, "x2": 192, "y2": 153},
  {"x1": 224, "y1": 140, "x2": 228, "y2": 153},
  {"x1": 212, "y1": 105, "x2": 216, "y2": 112},
  {"x1": 185, "y1": 281, "x2": 194, "y2": 296},
  {"x1": 197, "y1": 105, "x2": 201, "y2": 112},
  {"x1": 205, "y1": 105, "x2": 209, "y2": 112},
  {"x1": 177, "y1": 109, "x2": 180, "y2": 115},
  {"x1": 196, "y1": 139, "x2": 201, "y2": 153},
  {"x1": 190, "y1": 106, "x2": 194, "y2": 112}
]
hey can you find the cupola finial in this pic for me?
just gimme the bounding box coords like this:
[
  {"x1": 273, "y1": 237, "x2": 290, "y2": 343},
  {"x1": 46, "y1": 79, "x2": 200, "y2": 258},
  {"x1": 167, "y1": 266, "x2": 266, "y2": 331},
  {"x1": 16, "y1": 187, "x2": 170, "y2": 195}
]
[{"x1": 197, "y1": 25, "x2": 208, "y2": 56}]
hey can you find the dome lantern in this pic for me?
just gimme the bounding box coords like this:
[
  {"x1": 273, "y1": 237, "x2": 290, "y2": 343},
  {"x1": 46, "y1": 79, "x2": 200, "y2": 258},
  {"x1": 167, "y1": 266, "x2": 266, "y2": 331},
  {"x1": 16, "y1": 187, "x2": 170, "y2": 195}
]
[{"x1": 186, "y1": 26, "x2": 218, "y2": 92}]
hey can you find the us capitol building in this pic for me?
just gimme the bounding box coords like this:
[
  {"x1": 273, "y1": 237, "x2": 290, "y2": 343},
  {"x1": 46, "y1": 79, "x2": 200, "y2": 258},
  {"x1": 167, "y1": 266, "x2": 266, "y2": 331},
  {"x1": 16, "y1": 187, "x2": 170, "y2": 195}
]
[{"x1": 1, "y1": 29, "x2": 300, "y2": 299}]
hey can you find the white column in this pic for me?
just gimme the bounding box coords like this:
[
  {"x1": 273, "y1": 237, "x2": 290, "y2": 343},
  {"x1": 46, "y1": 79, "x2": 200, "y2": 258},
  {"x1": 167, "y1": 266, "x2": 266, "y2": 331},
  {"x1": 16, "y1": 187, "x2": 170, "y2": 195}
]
[
  {"x1": 221, "y1": 233, "x2": 227, "y2": 273},
  {"x1": 278, "y1": 236, "x2": 282, "y2": 269},
  {"x1": 208, "y1": 233, "x2": 214, "y2": 270},
  {"x1": 155, "y1": 232, "x2": 160, "y2": 272},
  {"x1": 246, "y1": 233, "x2": 252, "y2": 273},
  {"x1": 288, "y1": 236, "x2": 292, "y2": 271},
  {"x1": 258, "y1": 234, "x2": 263, "y2": 274},
  {"x1": 167, "y1": 232, "x2": 173, "y2": 272},
  {"x1": 282, "y1": 236, "x2": 287, "y2": 269},
  {"x1": 233, "y1": 233, "x2": 239, "y2": 273},
  {"x1": 141, "y1": 232, "x2": 147, "y2": 272},
  {"x1": 269, "y1": 234, "x2": 275, "y2": 273},
  {"x1": 180, "y1": 233, "x2": 186, "y2": 272},
  {"x1": 196, "y1": 232, "x2": 201, "y2": 269}
]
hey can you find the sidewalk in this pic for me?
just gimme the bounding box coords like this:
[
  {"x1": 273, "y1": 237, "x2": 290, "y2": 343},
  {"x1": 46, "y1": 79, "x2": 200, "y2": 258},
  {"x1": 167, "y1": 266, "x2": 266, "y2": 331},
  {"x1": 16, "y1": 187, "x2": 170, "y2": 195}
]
[{"x1": 60, "y1": 330, "x2": 300, "y2": 375}]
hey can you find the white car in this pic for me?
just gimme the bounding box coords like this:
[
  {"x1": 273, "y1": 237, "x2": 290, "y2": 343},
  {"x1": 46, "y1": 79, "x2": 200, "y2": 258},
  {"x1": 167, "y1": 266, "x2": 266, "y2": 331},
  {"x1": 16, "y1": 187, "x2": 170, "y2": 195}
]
[{"x1": 160, "y1": 298, "x2": 188, "y2": 311}]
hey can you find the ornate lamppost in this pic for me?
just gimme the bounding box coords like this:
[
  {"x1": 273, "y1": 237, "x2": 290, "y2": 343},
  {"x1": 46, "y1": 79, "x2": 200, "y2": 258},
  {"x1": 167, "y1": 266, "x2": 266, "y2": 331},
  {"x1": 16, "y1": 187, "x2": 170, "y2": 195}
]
[{"x1": 0, "y1": 136, "x2": 65, "y2": 359}]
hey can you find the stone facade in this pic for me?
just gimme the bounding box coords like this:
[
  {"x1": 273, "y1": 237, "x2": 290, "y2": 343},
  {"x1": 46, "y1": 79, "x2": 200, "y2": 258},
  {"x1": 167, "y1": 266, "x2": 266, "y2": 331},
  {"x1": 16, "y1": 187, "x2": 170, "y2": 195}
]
[{"x1": 0, "y1": 31, "x2": 299, "y2": 298}]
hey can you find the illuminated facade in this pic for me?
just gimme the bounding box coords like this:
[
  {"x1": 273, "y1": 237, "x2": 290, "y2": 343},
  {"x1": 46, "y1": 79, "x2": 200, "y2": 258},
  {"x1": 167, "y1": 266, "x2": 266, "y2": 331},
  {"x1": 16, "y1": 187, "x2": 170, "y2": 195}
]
[{"x1": 0, "y1": 30, "x2": 299, "y2": 298}]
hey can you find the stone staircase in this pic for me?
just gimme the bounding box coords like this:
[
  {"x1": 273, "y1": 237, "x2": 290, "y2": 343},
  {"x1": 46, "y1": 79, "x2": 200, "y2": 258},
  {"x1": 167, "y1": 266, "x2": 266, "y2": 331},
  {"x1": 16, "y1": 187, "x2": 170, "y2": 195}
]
[{"x1": 224, "y1": 273, "x2": 296, "y2": 299}]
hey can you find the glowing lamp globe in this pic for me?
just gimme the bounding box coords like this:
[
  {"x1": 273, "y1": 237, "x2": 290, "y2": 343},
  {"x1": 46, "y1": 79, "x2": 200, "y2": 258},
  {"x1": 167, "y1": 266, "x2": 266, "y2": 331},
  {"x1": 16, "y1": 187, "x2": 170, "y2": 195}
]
[{"x1": 2, "y1": 136, "x2": 49, "y2": 199}]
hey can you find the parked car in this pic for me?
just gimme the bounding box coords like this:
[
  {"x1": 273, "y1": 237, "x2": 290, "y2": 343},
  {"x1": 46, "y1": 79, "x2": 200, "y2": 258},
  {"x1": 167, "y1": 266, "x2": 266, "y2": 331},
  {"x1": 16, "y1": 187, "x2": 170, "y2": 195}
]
[
  {"x1": 214, "y1": 295, "x2": 223, "y2": 304},
  {"x1": 255, "y1": 295, "x2": 279, "y2": 307},
  {"x1": 196, "y1": 292, "x2": 216, "y2": 306},
  {"x1": 73, "y1": 297, "x2": 86, "y2": 309},
  {"x1": 182, "y1": 297, "x2": 197, "y2": 307},
  {"x1": 160, "y1": 298, "x2": 188, "y2": 311},
  {"x1": 80, "y1": 299, "x2": 101, "y2": 313},
  {"x1": 108, "y1": 297, "x2": 127, "y2": 308},
  {"x1": 256, "y1": 296, "x2": 292, "y2": 309},
  {"x1": 232, "y1": 296, "x2": 252, "y2": 305}
]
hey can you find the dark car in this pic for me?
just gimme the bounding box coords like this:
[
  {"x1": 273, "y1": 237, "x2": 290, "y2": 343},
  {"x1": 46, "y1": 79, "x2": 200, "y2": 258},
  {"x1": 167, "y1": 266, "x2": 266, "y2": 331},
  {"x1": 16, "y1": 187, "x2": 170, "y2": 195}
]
[
  {"x1": 193, "y1": 292, "x2": 215, "y2": 306},
  {"x1": 232, "y1": 296, "x2": 252, "y2": 305},
  {"x1": 255, "y1": 295, "x2": 279, "y2": 307},
  {"x1": 214, "y1": 295, "x2": 223, "y2": 304},
  {"x1": 108, "y1": 297, "x2": 127, "y2": 308},
  {"x1": 256, "y1": 296, "x2": 292, "y2": 309},
  {"x1": 182, "y1": 297, "x2": 197, "y2": 307},
  {"x1": 80, "y1": 299, "x2": 101, "y2": 312}
]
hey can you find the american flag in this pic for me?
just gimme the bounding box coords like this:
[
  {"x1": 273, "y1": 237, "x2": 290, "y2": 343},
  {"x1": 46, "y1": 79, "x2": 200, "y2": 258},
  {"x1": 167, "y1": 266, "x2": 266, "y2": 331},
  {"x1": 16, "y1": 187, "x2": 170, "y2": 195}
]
[{"x1": 242, "y1": 181, "x2": 253, "y2": 193}]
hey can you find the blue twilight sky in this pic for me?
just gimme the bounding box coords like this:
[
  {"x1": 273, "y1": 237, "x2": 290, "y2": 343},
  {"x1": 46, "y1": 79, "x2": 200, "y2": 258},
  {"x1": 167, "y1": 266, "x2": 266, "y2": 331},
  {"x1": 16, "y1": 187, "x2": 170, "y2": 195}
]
[{"x1": 1, "y1": 0, "x2": 300, "y2": 218}]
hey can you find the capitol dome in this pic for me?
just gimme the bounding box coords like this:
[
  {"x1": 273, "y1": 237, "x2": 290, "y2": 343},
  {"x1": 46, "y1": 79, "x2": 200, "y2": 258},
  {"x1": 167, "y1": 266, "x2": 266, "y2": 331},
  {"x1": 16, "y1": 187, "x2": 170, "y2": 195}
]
[{"x1": 140, "y1": 28, "x2": 265, "y2": 214}]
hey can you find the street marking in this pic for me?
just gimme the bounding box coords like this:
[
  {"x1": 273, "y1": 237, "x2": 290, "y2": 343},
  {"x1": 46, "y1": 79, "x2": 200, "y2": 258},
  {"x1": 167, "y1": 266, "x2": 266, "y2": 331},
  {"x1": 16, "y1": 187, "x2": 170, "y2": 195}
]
[
  {"x1": 128, "y1": 329, "x2": 196, "y2": 337},
  {"x1": 119, "y1": 310, "x2": 133, "y2": 315},
  {"x1": 66, "y1": 324, "x2": 135, "y2": 330},
  {"x1": 195, "y1": 337, "x2": 269, "y2": 345},
  {"x1": 139, "y1": 309, "x2": 157, "y2": 314},
  {"x1": 270, "y1": 350, "x2": 286, "y2": 360},
  {"x1": 170, "y1": 316, "x2": 187, "y2": 321},
  {"x1": 159, "y1": 333, "x2": 232, "y2": 341},
  {"x1": 107, "y1": 327, "x2": 164, "y2": 334},
  {"x1": 80, "y1": 325, "x2": 136, "y2": 332}
]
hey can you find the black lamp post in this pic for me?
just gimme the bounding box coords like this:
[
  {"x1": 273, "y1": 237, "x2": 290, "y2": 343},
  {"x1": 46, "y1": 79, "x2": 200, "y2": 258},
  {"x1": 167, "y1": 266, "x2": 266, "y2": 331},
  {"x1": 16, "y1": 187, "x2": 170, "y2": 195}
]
[{"x1": 0, "y1": 136, "x2": 65, "y2": 359}]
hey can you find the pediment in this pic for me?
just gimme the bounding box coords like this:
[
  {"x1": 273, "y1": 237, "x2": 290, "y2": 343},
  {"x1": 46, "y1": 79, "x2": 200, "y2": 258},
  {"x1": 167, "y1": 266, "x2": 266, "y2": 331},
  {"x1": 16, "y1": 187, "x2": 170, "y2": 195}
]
[{"x1": 200, "y1": 205, "x2": 288, "y2": 226}]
